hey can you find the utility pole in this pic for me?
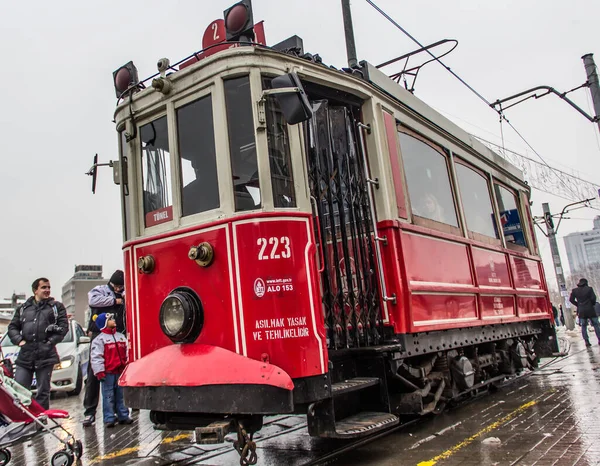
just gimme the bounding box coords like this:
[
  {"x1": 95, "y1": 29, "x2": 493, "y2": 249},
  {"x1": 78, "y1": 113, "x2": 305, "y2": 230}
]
[
  {"x1": 542, "y1": 202, "x2": 575, "y2": 330},
  {"x1": 341, "y1": 0, "x2": 358, "y2": 68},
  {"x1": 582, "y1": 53, "x2": 600, "y2": 134}
]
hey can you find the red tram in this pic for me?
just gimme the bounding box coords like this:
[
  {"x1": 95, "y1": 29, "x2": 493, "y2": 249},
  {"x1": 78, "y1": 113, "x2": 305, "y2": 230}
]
[{"x1": 106, "y1": 0, "x2": 558, "y2": 459}]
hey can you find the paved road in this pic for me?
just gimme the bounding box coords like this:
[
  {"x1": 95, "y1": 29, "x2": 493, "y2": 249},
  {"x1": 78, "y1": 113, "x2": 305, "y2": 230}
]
[{"x1": 3, "y1": 327, "x2": 599, "y2": 465}]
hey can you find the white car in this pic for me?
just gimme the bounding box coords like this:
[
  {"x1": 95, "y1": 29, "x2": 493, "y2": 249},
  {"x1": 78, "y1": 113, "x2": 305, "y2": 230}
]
[{"x1": 0, "y1": 319, "x2": 90, "y2": 396}]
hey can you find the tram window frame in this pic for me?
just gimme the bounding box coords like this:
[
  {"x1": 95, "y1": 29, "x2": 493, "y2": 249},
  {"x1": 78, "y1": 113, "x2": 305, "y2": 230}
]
[
  {"x1": 175, "y1": 92, "x2": 220, "y2": 217},
  {"x1": 261, "y1": 76, "x2": 296, "y2": 208},
  {"x1": 397, "y1": 128, "x2": 461, "y2": 236},
  {"x1": 139, "y1": 114, "x2": 174, "y2": 229},
  {"x1": 224, "y1": 75, "x2": 261, "y2": 212},
  {"x1": 454, "y1": 160, "x2": 501, "y2": 246},
  {"x1": 493, "y1": 182, "x2": 529, "y2": 252},
  {"x1": 119, "y1": 130, "x2": 133, "y2": 240}
]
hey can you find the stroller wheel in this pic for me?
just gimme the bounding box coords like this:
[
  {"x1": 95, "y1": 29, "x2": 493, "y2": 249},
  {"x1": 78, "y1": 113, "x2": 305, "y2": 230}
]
[
  {"x1": 51, "y1": 450, "x2": 74, "y2": 466},
  {"x1": 0, "y1": 448, "x2": 11, "y2": 466},
  {"x1": 73, "y1": 440, "x2": 83, "y2": 459}
]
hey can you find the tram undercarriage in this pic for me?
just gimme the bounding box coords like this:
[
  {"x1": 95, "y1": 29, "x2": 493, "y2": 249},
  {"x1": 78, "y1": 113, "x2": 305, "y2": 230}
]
[{"x1": 146, "y1": 319, "x2": 556, "y2": 442}]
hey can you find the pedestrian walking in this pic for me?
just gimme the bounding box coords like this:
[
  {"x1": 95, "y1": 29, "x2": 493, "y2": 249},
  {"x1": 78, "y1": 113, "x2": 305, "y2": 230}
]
[
  {"x1": 90, "y1": 313, "x2": 133, "y2": 428},
  {"x1": 82, "y1": 270, "x2": 126, "y2": 427},
  {"x1": 569, "y1": 278, "x2": 600, "y2": 347},
  {"x1": 6, "y1": 278, "x2": 68, "y2": 409}
]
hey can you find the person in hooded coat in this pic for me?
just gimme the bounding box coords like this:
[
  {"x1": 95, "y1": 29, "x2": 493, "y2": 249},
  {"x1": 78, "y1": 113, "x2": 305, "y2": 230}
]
[{"x1": 569, "y1": 277, "x2": 600, "y2": 347}]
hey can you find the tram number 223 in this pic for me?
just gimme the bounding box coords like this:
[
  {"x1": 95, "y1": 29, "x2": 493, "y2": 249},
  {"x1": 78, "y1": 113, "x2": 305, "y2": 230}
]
[{"x1": 257, "y1": 237, "x2": 291, "y2": 260}]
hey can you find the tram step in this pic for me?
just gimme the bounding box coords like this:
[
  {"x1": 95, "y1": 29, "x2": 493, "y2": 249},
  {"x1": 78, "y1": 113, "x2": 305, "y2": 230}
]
[
  {"x1": 331, "y1": 377, "x2": 380, "y2": 396},
  {"x1": 332, "y1": 411, "x2": 399, "y2": 438}
]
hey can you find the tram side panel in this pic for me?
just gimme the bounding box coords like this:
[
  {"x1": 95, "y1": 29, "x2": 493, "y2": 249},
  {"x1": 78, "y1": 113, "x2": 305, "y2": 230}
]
[{"x1": 378, "y1": 223, "x2": 552, "y2": 333}]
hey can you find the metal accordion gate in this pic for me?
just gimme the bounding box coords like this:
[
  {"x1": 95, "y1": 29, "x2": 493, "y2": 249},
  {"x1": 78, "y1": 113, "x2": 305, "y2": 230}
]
[{"x1": 306, "y1": 100, "x2": 383, "y2": 350}]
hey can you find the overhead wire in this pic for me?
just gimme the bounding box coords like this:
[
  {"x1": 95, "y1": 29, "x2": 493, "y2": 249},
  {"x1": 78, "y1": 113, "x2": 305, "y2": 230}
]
[{"x1": 365, "y1": 0, "x2": 594, "y2": 206}]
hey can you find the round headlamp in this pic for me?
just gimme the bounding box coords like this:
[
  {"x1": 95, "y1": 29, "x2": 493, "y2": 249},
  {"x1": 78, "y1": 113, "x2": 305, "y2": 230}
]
[{"x1": 159, "y1": 288, "x2": 203, "y2": 343}]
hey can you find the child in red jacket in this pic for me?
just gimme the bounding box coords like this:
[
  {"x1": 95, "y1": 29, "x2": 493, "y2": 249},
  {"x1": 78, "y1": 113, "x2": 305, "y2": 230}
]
[{"x1": 90, "y1": 313, "x2": 133, "y2": 427}]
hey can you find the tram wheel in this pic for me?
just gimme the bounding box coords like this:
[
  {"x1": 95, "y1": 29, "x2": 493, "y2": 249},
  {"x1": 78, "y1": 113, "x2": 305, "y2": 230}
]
[
  {"x1": 0, "y1": 448, "x2": 11, "y2": 466},
  {"x1": 51, "y1": 450, "x2": 74, "y2": 466}
]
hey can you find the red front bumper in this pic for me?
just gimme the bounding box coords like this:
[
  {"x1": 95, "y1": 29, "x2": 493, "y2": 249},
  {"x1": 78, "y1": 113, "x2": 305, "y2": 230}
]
[{"x1": 120, "y1": 344, "x2": 294, "y2": 414}]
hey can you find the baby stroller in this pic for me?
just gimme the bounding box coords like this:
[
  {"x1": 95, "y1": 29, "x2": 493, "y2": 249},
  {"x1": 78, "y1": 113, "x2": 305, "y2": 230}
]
[{"x1": 0, "y1": 361, "x2": 82, "y2": 466}]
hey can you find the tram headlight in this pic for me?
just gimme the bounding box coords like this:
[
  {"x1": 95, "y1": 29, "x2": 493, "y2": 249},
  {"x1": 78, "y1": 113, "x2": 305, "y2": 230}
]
[{"x1": 159, "y1": 288, "x2": 204, "y2": 343}]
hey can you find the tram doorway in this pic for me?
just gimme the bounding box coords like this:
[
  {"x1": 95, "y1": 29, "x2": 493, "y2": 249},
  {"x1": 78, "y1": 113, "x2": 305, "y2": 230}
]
[{"x1": 305, "y1": 99, "x2": 383, "y2": 350}]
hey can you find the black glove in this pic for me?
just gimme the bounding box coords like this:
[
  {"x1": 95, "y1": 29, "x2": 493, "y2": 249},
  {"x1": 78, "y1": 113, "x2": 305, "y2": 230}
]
[{"x1": 45, "y1": 324, "x2": 62, "y2": 334}]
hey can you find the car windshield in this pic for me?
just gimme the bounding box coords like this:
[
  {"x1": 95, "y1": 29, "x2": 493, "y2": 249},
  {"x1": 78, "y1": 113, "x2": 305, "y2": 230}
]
[{"x1": 1, "y1": 323, "x2": 74, "y2": 347}]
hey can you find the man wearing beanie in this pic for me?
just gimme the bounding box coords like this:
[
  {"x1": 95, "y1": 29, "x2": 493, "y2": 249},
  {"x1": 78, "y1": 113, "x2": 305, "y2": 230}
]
[
  {"x1": 82, "y1": 269, "x2": 127, "y2": 427},
  {"x1": 90, "y1": 313, "x2": 133, "y2": 427}
]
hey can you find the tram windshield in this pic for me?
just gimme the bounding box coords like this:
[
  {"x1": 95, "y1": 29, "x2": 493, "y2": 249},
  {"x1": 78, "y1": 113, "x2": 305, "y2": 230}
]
[
  {"x1": 140, "y1": 116, "x2": 172, "y2": 227},
  {"x1": 224, "y1": 76, "x2": 261, "y2": 211},
  {"x1": 263, "y1": 77, "x2": 296, "y2": 208},
  {"x1": 177, "y1": 94, "x2": 219, "y2": 216}
]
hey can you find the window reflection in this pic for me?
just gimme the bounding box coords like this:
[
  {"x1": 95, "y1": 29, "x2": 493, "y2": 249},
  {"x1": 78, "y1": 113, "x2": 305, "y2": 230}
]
[
  {"x1": 140, "y1": 116, "x2": 172, "y2": 227},
  {"x1": 399, "y1": 132, "x2": 458, "y2": 227},
  {"x1": 263, "y1": 77, "x2": 296, "y2": 208},
  {"x1": 224, "y1": 76, "x2": 260, "y2": 211},
  {"x1": 177, "y1": 95, "x2": 219, "y2": 216},
  {"x1": 495, "y1": 184, "x2": 527, "y2": 248},
  {"x1": 455, "y1": 163, "x2": 498, "y2": 239}
]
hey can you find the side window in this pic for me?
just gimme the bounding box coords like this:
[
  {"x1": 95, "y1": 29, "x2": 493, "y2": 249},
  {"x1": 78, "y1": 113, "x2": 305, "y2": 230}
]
[
  {"x1": 399, "y1": 131, "x2": 459, "y2": 229},
  {"x1": 75, "y1": 324, "x2": 84, "y2": 341},
  {"x1": 140, "y1": 116, "x2": 172, "y2": 227},
  {"x1": 455, "y1": 163, "x2": 499, "y2": 240},
  {"x1": 494, "y1": 183, "x2": 528, "y2": 249},
  {"x1": 224, "y1": 76, "x2": 261, "y2": 211},
  {"x1": 177, "y1": 95, "x2": 219, "y2": 216},
  {"x1": 262, "y1": 77, "x2": 296, "y2": 208}
]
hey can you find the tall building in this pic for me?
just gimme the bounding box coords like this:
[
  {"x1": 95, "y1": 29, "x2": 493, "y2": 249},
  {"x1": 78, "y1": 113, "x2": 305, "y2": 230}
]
[
  {"x1": 564, "y1": 216, "x2": 600, "y2": 275},
  {"x1": 61, "y1": 265, "x2": 105, "y2": 325},
  {"x1": 0, "y1": 293, "x2": 27, "y2": 333}
]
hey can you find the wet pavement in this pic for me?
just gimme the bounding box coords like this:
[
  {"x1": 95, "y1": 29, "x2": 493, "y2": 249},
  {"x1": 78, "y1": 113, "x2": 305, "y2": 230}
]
[{"x1": 4, "y1": 327, "x2": 600, "y2": 465}]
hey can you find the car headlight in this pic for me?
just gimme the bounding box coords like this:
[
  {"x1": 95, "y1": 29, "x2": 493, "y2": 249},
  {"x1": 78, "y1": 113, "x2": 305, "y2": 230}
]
[
  {"x1": 159, "y1": 288, "x2": 203, "y2": 343},
  {"x1": 54, "y1": 356, "x2": 75, "y2": 370}
]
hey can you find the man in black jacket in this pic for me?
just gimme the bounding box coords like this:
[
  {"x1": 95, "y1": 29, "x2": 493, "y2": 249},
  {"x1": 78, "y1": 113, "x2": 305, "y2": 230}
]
[
  {"x1": 7, "y1": 277, "x2": 68, "y2": 409},
  {"x1": 569, "y1": 277, "x2": 600, "y2": 347}
]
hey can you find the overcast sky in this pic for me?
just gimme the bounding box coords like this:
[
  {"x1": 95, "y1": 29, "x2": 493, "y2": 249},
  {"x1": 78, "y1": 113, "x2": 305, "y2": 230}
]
[{"x1": 0, "y1": 0, "x2": 599, "y2": 299}]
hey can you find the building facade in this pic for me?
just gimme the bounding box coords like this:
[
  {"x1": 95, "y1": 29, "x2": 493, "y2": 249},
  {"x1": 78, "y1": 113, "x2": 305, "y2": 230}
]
[
  {"x1": 564, "y1": 216, "x2": 600, "y2": 277},
  {"x1": 61, "y1": 265, "x2": 105, "y2": 326}
]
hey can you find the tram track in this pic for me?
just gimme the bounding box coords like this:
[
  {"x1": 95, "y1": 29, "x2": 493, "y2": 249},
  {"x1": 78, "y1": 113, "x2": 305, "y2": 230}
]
[
  {"x1": 302, "y1": 347, "x2": 575, "y2": 466},
  {"x1": 164, "y1": 346, "x2": 574, "y2": 466}
]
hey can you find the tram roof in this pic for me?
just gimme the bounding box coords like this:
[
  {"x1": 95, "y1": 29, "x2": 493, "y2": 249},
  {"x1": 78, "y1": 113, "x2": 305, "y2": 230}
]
[{"x1": 115, "y1": 46, "x2": 525, "y2": 185}]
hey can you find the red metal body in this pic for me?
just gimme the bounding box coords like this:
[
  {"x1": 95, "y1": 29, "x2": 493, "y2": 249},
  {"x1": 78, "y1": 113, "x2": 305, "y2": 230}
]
[
  {"x1": 379, "y1": 221, "x2": 549, "y2": 335},
  {"x1": 123, "y1": 213, "x2": 328, "y2": 386},
  {"x1": 115, "y1": 15, "x2": 554, "y2": 430}
]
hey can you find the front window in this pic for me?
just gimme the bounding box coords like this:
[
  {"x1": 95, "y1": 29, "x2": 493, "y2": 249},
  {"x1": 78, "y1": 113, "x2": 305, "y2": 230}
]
[
  {"x1": 140, "y1": 116, "x2": 172, "y2": 227},
  {"x1": 177, "y1": 95, "x2": 219, "y2": 216},
  {"x1": 263, "y1": 77, "x2": 296, "y2": 208},
  {"x1": 455, "y1": 163, "x2": 498, "y2": 240},
  {"x1": 495, "y1": 184, "x2": 528, "y2": 249},
  {"x1": 399, "y1": 131, "x2": 458, "y2": 228},
  {"x1": 224, "y1": 76, "x2": 261, "y2": 211}
]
